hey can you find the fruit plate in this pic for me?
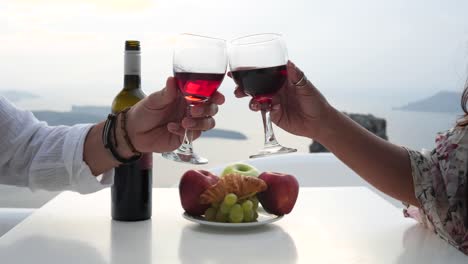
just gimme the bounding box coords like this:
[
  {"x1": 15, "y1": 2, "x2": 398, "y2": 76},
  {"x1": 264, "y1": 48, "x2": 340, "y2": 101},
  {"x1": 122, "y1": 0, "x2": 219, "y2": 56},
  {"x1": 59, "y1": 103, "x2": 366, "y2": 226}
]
[{"x1": 182, "y1": 208, "x2": 283, "y2": 228}]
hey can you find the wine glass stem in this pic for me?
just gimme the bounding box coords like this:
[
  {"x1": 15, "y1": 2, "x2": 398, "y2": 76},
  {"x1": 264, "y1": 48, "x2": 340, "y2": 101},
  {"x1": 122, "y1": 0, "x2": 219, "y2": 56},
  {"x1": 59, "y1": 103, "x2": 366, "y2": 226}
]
[
  {"x1": 260, "y1": 102, "x2": 280, "y2": 148},
  {"x1": 180, "y1": 104, "x2": 194, "y2": 154}
]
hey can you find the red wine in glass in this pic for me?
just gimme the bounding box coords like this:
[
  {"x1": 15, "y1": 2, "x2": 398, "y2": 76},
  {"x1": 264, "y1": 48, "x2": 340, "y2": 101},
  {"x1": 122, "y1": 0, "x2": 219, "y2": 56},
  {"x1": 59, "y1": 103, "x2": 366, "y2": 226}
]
[
  {"x1": 228, "y1": 33, "x2": 295, "y2": 158},
  {"x1": 162, "y1": 33, "x2": 227, "y2": 165},
  {"x1": 231, "y1": 65, "x2": 287, "y2": 103},
  {"x1": 175, "y1": 72, "x2": 225, "y2": 103}
]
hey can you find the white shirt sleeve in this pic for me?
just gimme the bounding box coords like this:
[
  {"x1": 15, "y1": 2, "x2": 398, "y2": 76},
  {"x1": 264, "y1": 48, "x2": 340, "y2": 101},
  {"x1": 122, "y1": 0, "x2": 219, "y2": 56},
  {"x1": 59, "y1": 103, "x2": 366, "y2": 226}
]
[{"x1": 0, "y1": 97, "x2": 113, "y2": 194}]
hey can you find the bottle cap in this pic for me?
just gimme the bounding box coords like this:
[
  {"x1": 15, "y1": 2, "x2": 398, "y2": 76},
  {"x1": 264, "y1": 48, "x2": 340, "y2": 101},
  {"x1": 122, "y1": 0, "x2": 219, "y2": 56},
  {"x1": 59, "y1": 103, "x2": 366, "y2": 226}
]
[{"x1": 125, "y1": 40, "x2": 140, "y2": 51}]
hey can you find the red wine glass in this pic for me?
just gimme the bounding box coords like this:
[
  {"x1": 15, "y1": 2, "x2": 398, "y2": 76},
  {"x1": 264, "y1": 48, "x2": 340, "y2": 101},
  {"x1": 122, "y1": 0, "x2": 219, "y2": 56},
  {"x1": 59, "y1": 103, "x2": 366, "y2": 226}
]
[
  {"x1": 162, "y1": 34, "x2": 227, "y2": 164},
  {"x1": 229, "y1": 33, "x2": 297, "y2": 158}
]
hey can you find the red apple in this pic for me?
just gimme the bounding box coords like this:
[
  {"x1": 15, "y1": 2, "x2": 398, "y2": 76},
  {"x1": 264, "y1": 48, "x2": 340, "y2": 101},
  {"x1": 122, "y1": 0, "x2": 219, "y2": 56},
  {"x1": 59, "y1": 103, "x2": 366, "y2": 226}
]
[
  {"x1": 179, "y1": 170, "x2": 219, "y2": 216},
  {"x1": 258, "y1": 172, "x2": 299, "y2": 215}
]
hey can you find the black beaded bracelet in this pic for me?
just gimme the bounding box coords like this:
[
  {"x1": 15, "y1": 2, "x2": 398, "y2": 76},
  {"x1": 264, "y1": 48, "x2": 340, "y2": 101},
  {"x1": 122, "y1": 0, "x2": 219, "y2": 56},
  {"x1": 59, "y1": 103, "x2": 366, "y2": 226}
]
[{"x1": 102, "y1": 112, "x2": 142, "y2": 164}]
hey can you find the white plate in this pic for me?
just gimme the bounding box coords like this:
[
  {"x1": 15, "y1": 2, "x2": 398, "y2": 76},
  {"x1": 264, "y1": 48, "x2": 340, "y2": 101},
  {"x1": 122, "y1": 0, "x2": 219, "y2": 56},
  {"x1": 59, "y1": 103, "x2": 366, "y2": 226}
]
[{"x1": 182, "y1": 208, "x2": 283, "y2": 228}]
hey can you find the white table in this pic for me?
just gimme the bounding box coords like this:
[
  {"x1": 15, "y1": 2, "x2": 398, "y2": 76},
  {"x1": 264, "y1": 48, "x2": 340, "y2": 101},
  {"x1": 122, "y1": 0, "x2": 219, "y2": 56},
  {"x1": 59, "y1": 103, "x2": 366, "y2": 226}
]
[{"x1": 0, "y1": 187, "x2": 466, "y2": 263}]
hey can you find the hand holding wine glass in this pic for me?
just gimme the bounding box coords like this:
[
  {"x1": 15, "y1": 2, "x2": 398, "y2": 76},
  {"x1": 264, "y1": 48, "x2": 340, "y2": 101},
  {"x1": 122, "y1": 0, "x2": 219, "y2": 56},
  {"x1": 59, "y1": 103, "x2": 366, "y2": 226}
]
[
  {"x1": 162, "y1": 34, "x2": 227, "y2": 164},
  {"x1": 232, "y1": 61, "x2": 332, "y2": 140},
  {"x1": 124, "y1": 76, "x2": 225, "y2": 154},
  {"x1": 228, "y1": 33, "x2": 297, "y2": 158}
]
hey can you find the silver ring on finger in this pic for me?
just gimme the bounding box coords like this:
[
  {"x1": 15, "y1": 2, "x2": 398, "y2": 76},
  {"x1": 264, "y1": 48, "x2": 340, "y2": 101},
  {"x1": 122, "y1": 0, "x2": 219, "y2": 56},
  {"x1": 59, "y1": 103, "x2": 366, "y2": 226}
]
[{"x1": 293, "y1": 74, "x2": 308, "y2": 87}]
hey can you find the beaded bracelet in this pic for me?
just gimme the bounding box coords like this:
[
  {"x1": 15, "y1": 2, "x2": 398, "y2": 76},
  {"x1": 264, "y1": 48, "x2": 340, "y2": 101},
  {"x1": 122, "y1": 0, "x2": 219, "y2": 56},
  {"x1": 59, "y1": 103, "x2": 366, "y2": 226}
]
[
  {"x1": 102, "y1": 108, "x2": 142, "y2": 164},
  {"x1": 119, "y1": 107, "x2": 141, "y2": 156}
]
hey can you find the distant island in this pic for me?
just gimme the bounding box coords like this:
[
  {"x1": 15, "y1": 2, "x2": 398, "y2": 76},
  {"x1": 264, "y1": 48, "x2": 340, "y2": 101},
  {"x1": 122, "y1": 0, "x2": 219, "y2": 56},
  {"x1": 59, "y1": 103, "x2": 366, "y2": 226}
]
[
  {"x1": 0, "y1": 91, "x2": 247, "y2": 140},
  {"x1": 394, "y1": 91, "x2": 462, "y2": 113},
  {"x1": 0, "y1": 90, "x2": 38, "y2": 102},
  {"x1": 32, "y1": 105, "x2": 247, "y2": 140}
]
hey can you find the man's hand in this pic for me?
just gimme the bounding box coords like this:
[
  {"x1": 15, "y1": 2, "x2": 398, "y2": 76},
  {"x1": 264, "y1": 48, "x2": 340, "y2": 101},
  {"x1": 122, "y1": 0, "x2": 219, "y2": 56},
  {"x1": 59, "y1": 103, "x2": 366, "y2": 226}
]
[{"x1": 127, "y1": 77, "x2": 225, "y2": 153}]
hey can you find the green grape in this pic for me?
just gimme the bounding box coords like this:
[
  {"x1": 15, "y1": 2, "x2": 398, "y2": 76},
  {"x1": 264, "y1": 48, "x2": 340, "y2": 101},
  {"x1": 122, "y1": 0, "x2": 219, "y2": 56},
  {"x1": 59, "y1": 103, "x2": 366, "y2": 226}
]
[
  {"x1": 224, "y1": 193, "x2": 238, "y2": 206},
  {"x1": 253, "y1": 211, "x2": 259, "y2": 221},
  {"x1": 250, "y1": 196, "x2": 259, "y2": 210},
  {"x1": 243, "y1": 209, "x2": 255, "y2": 222},
  {"x1": 229, "y1": 204, "x2": 244, "y2": 223},
  {"x1": 204, "y1": 207, "x2": 217, "y2": 221},
  {"x1": 215, "y1": 209, "x2": 228, "y2": 222},
  {"x1": 220, "y1": 202, "x2": 232, "y2": 215},
  {"x1": 242, "y1": 200, "x2": 253, "y2": 212},
  {"x1": 211, "y1": 201, "x2": 220, "y2": 209}
]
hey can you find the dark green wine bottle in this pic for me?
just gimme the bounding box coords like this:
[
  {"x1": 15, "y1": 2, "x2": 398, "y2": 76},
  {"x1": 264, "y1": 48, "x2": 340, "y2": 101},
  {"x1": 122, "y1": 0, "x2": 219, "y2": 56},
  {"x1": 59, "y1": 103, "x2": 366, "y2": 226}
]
[{"x1": 111, "y1": 40, "x2": 152, "y2": 221}]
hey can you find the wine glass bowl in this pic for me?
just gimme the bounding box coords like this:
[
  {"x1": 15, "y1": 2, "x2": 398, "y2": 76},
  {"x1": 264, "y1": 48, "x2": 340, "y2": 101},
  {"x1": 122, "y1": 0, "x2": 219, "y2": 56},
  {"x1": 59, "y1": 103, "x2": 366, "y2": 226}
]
[
  {"x1": 162, "y1": 34, "x2": 227, "y2": 164},
  {"x1": 229, "y1": 33, "x2": 297, "y2": 158},
  {"x1": 230, "y1": 65, "x2": 287, "y2": 104}
]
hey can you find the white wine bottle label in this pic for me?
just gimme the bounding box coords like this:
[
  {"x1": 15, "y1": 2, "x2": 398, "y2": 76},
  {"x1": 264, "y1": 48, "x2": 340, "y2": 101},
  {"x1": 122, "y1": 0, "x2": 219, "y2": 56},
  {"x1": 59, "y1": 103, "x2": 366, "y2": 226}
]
[{"x1": 124, "y1": 51, "x2": 141, "y2": 75}]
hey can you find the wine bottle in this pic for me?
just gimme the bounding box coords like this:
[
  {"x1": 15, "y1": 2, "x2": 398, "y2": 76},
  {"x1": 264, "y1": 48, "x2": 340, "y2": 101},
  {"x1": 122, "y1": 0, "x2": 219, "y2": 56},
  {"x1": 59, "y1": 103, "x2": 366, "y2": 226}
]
[{"x1": 111, "y1": 40, "x2": 152, "y2": 221}]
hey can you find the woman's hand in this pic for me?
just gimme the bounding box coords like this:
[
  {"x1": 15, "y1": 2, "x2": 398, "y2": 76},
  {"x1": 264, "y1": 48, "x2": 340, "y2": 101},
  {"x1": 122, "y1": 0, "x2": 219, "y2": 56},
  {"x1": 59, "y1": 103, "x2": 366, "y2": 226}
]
[
  {"x1": 233, "y1": 61, "x2": 332, "y2": 140},
  {"x1": 234, "y1": 61, "x2": 417, "y2": 205}
]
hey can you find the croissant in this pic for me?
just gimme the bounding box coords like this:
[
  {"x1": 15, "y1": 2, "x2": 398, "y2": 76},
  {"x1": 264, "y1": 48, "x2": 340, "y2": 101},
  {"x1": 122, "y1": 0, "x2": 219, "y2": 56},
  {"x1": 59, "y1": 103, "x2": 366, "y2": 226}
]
[{"x1": 199, "y1": 173, "x2": 267, "y2": 204}]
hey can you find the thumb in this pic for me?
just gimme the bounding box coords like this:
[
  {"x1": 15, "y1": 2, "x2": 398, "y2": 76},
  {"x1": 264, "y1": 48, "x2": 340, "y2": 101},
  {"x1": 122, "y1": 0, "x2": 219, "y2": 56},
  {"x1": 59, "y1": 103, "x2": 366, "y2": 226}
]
[{"x1": 144, "y1": 77, "x2": 179, "y2": 110}]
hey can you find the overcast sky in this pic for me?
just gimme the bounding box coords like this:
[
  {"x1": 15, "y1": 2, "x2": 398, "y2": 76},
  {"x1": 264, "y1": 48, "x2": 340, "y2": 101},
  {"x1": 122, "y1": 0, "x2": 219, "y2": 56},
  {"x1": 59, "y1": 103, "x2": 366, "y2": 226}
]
[{"x1": 2, "y1": 0, "x2": 468, "y2": 110}]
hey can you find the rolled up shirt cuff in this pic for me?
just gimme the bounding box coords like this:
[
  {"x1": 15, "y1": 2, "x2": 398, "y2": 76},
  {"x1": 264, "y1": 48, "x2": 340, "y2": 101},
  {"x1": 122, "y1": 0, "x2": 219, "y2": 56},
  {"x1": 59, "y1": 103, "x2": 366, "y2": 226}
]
[{"x1": 64, "y1": 124, "x2": 114, "y2": 194}]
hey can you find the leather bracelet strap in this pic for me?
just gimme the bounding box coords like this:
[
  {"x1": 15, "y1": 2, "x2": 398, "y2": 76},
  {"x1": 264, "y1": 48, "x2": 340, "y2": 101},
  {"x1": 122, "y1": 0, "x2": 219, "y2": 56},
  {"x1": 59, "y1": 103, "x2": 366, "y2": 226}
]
[
  {"x1": 102, "y1": 111, "x2": 141, "y2": 164},
  {"x1": 120, "y1": 107, "x2": 141, "y2": 156}
]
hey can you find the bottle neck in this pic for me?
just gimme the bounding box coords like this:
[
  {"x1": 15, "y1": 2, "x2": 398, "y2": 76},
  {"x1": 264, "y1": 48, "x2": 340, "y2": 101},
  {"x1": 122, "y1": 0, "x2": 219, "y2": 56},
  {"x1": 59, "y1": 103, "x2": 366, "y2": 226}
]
[
  {"x1": 124, "y1": 75, "x2": 141, "y2": 90},
  {"x1": 123, "y1": 50, "x2": 141, "y2": 90}
]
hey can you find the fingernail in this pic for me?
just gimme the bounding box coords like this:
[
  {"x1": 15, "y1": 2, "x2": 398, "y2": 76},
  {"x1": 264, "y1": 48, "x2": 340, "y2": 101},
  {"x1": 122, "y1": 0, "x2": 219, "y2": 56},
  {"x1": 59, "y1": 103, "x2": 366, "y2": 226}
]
[
  {"x1": 249, "y1": 101, "x2": 260, "y2": 111},
  {"x1": 218, "y1": 96, "x2": 225, "y2": 105},
  {"x1": 191, "y1": 107, "x2": 203, "y2": 116},
  {"x1": 184, "y1": 119, "x2": 196, "y2": 128}
]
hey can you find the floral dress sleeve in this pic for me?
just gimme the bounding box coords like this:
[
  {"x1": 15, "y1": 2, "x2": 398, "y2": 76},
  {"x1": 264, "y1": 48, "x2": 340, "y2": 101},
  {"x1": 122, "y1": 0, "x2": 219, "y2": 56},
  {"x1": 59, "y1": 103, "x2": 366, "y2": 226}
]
[{"x1": 403, "y1": 126, "x2": 468, "y2": 254}]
